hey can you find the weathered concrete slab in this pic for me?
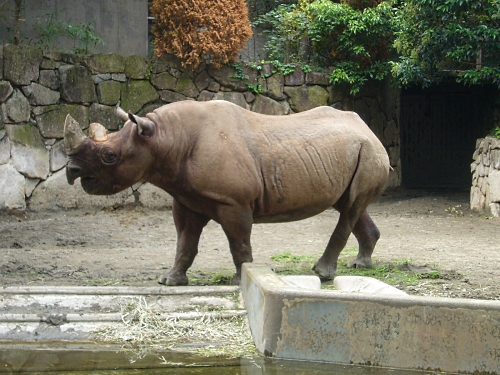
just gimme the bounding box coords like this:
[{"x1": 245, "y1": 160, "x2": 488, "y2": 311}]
[
  {"x1": 0, "y1": 285, "x2": 242, "y2": 342},
  {"x1": 241, "y1": 264, "x2": 500, "y2": 374},
  {"x1": 333, "y1": 275, "x2": 408, "y2": 296}
]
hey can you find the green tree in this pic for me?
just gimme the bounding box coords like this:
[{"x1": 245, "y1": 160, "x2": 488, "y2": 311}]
[
  {"x1": 392, "y1": 0, "x2": 500, "y2": 87},
  {"x1": 307, "y1": 0, "x2": 396, "y2": 94},
  {"x1": 254, "y1": 0, "x2": 396, "y2": 94}
]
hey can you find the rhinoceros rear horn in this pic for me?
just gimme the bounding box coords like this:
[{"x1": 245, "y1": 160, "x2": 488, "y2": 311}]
[
  {"x1": 89, "y1": 122, "x2": 108, "y2": 142},
  {"x1": 64, "y1": 114, "x2": 87, "y2": 154}
]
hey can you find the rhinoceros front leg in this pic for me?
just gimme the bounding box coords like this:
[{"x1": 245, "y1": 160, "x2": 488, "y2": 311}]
[
  {"x1": 158, "y1": 200, "x2": 210, "y2": 286},
  {"x1": 348, "y1": 210, "x2": 379, "y2": 269},
  {"x1": 217, "y1": 205, "x2": 254, "y2": 285}
]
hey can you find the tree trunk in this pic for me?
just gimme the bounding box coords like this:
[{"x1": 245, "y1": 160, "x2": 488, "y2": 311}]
[{"x1": 13, "y1": 0, "x2": 23, "y2": 45}]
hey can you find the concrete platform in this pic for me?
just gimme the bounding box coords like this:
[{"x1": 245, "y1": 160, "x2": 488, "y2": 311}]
[
  {"x1": 0, "y1": 285, "x2": 243, "y2": 342},
  {"x1": 241, "y1": 263, "x2": 500, "y2": 374}
]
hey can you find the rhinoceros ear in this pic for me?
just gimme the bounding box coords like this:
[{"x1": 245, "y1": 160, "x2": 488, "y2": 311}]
[
  {"x1": 116, "y1": 106, "x2": 128, "y2": 122},
  {"x1": 128, "y1": 111, "x2": 155, "y2": 137}
]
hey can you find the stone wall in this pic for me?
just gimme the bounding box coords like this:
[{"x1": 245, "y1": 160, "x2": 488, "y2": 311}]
[
  {"x1": 0, "y1": 44, "x2": 401, "y2": 212},
  {"x1": 470, "y1": 136, "x2": 500, "y2": 217}
]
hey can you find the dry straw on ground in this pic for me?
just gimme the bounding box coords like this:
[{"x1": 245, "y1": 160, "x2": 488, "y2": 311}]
[{"x1": 91, "y1": 297, "x2": 256, "y2": 358}]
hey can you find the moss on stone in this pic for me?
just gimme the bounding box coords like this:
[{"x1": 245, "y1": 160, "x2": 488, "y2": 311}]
[
  {"x1": 121, "y1": 80, "x2": 159, "y2": 113},
  {"x1": 151, "y1": 72, "x2": 177, "y2": 90},
  {"x1": 34, "y1": 104, "x2": 89, "y2": 138},
  {"x1": 174, "y1": 73, "x2": 199, "y2": 98},
  {"x1": 125, "y1": 55, "x2": 150, "y2": 79},
  {"x1": 97, "y1": 81, "x2": 121, "y2": 106},
  {"x1": 284, "y1": 85, "x2": 329, "y2": 112},
  {"x1": 3, "y1": 45, "x2": 43, "y2": 85},
  {"x1": 86, "y1": 53, "x2": 126, "y2": 74},
  {"x1": 59, "y1": 65, "x2": 96, "y2": 103},
  {"x1": 7, "y1": 123, "x2": 38, "y2": 146}
]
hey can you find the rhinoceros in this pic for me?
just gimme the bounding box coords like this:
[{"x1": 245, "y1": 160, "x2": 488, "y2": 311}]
[{"x1": 64, "y1": 100, "x2": 390, "y2": 285}]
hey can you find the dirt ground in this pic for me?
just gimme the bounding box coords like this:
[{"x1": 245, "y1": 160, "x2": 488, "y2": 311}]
[{"x1": 0, "y1": 188, "x2": 499, "y2": 300}]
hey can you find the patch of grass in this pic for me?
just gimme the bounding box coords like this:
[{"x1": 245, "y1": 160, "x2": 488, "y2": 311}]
[
  {"x1": 270, "y1": 252, "x2": 445, "y2": 288},
  {"x1": 187, "y1": 271, "x2": 234, "y2": 286},
  {"x1": 331, "y1": 259, "x2": 444, "y2": 286},
  {"x1": 209, "y1": 273, "x2": 233, "y2": 285},
  {"x1": 271, "y1": 252, "x2": 316, "y2": 263},
  {"x1": 340, "y1": 246, "x2": 358, "y2": 255},
  {"x1": 417, "y1": 270, "x2": 442, "y2": 279},
  {"x1": 271, "y1": 251, "x2": 317, "y2": 276}
]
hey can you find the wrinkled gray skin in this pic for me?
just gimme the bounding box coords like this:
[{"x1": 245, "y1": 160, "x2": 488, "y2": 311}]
[{"x1": 64, "y1": 100, "x2": 390, "y2": 286}]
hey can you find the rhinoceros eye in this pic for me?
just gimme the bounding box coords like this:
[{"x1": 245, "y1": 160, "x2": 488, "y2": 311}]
[{"x1": 100, "y1": 147, "x2": 119, "y2": 164}]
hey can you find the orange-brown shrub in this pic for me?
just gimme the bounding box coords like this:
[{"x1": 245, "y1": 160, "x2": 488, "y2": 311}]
[{"x1": 150, "y1": 0, "x2": 253, "y2": 69}]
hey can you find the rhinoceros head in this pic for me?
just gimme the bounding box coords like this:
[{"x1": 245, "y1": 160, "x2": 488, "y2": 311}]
[{"x1": 64, "y1": 107, "x2": 156, "y2": 195}]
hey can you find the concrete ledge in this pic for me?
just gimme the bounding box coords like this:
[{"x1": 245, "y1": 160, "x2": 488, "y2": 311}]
[
  {"x1": 0, "y1": 285, "x2": 242, "y2": 342},
  {"x1": 241, "y1": 263, "x2": 500, "y2": 374},
  {"x1": 333, "y1": 275, "x2": 408, "y2": 296}
]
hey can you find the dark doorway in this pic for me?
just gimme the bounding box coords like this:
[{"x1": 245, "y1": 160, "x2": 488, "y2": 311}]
[{"x1": 400, "y1": 83, "x2": 497, "y2": 188}]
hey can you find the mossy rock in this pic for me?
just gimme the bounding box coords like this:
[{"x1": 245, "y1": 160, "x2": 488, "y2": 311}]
[
  {"x1": 34, "y1": 104, "x2": 89, "y2": 138},
  {"x1": 90, "y1": 103, "x2": 122, "y2": 131},
  {"x1": 6, "y1": 123, "x2": 49, "y2": 180},
  {"x1": 284, "y1": 85, "x2": 329, "y2": 112},
  {"x1": 151, "y1": 72, "x2": 177, "y2": 90},
  {"x1": 125, "y1": 55, "x2": 150, "y2": 79},
  {"x1": 3, "y1": 44, "x2": 43, "y2": 85},
  {"x1": 174, "y1": 73, "x2": 199, "y2": 98},
  {"x1": 59, "y1": 65, "x2": 96, "y2": 104},
  {"x1": 97, "y1": 81, "x2": 121, "y2": 106},
  {"x1": 121, "y1": 80, "x2": 159, "y2": 113},
  {"x1": 86, "y1": 53, "x2": 126, "y2": 74},
  {"x1": 0, "y1": 81, "x2": 14, "y2": 103}
]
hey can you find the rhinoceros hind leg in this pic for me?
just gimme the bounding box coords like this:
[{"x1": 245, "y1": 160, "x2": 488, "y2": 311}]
[
  {"x1": 312, "y1": 262, "x2": 336, "y2": 280},
  {"x1": 347, "y1": 257, "x2": 374, "y2": 269},
  {"x1": 313, "y1": 184, "x2": 381, "y2": 279},
  {"x1": 347, "y1": 210, "x2": 379, "y2": 269},
  {"x1": 314, "y1": 140, "x2": 387, "y2": 279},
  {"x1": 313, "y1": 213, "x2": 352, "y2": 280}
]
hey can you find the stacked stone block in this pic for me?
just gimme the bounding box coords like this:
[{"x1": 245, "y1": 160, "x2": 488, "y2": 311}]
[
  {"x1": 0, "y1": 44, "x2": 400, "y2": 211},
  {"x1": 470, "y1": 136, "x2": 500, "y2": 217}
]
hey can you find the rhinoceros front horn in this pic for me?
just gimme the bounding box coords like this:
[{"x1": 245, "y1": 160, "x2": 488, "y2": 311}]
[{"x1": 64, "y1": 114, "x2": 87, "y2": 155}]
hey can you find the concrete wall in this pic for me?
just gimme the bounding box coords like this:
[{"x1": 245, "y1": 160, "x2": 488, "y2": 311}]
[
  {"x1": 0, "y1": 44, "x2": 401, "y2": 211},
  {"x1": 241, "y1": 264, "x2": 500, "y2": 374},
  {"x1": 0, "y1": 0, "x2": 148, "y2": 56}
]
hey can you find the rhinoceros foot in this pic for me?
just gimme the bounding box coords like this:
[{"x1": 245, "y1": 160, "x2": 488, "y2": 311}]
[
  {"x1": 230, "y1": 274, "x2": 241, "y2": 286},
  {"x1": 312, "y1": 261, "x2": 336, "y2": 280},
  {"x1": 347, "y1": 256, "x2": 374, "y2": 269},
  {"x1": 158, "y1": 271, "x2": 189, "y2": 286}
]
